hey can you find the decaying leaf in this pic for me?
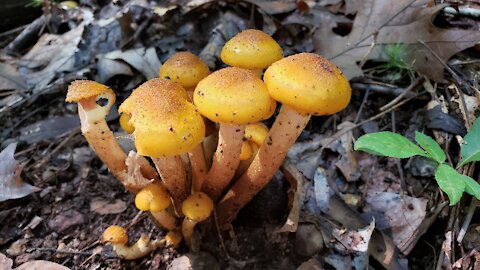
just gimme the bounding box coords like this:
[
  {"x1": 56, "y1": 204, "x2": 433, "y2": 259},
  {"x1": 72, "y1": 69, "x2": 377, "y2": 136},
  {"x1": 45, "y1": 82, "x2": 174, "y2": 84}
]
[
  {"x1": 17, "y1": 24, "x2": 85, "y2": 92},
  {"x1": 90, "y1": 198, "x2": 127, "y2": 215},
  {"x1": 362, "y1": 192, "x2": 427, "y2": 254},
  {"x1": 104, "y1": 47, "x2": 162, "y2": 80},
  {"x1": 332, "y1": 219, "x2": 375, "y2": 252},
  {"x1": 314, "y1": 0, "x2": 480, "y2": 81},
  {"x1": 0, "y1": 143, "x2": 41, "y2": 202},
  {"x1": 0, "y1": 253, "x2": 13, "y2": 270}
]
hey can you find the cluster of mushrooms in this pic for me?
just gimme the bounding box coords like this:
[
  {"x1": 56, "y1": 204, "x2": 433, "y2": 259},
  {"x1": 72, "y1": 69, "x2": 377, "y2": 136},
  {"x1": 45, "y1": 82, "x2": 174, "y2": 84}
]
[{"x1": 65, "y1": 29, "x2": 352, "y2": 259}]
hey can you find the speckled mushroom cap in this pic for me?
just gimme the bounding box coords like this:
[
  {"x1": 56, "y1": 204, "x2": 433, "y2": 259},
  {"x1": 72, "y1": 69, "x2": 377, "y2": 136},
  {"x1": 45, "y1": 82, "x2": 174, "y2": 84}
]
[
  {"x1": 221, "y1": 29, "x2": 283, "y2": 70},
  {"x1": 263, "y1": 53, "x2": 351, "y2": 116},
  {"x1": 119, "y1": 78, "x2": 205, "y2": 157},
  {"x1": 135, "y1": 182, "x2": 171, "y2": 212},
  {"x1": 193, "y1": 67, "x2": 276, "y2": 124},
  {"x1": 182, "y1": 192, "x2": 214, "y2": 222},
  {"x1": 102, "y1": 225, "x2": 128, "y2": 245},
  {"x1": 65, "y1": 80, "x2": 115, "y2": 103},
  {"x1": 159, "y1": 52, "x2": 211, "y2": 89}
]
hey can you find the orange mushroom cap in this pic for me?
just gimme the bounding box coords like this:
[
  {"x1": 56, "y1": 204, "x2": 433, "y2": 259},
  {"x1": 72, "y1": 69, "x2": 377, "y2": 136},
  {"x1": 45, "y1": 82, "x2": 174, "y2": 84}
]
[
  {"x1": 194, "y1": 67, "x2": 276, "y2": 124},
  {"x1": 182, "y1": 192, "x2": 214, "y2": 222},
  {"x1": 263, "y1": 53, "x2": 351, "y2": 116},
  {"x1": 159, "y1": 52, "x2": 211, "y2": 89},
  {"x1": 102, "y1": 225, "x2": 128, "y2": 245},
  {"x1": 135, "y1": 182, "x2": 171, "y2": 212},
  {"x1": 119, "y1": 113, "x2": 135, "y2": 134},
  {"x1": 244, "y1": 122, "x2": 269, "y2": 146},
  {"x1": 239, "y1": 141, "x2": 253, "y2": 161},
  {"x1": 221, "y1": 29, "x2": 283, "y2": 70},
  {"x1": 119, "y1": 78, "x2": 205, "y2": 157}
]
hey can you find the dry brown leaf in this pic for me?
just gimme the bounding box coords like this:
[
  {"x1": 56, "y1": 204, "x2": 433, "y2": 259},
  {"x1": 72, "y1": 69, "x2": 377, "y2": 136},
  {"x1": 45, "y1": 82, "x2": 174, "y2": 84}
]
[
  {"x1": 0, "y1": 143, "x2": 41, "y2": 202},
  {"x1": 332, "y1": 219, "x2": 375, "y2": 252},
  {"x1": 90, "y1": 198, "x2": 127, "y2": 215},
  {"x1": 314, "y1": 0, "x2": 480, "y2": 81},
  {"x1": 125, "y1": 151, "x2": 153, "y2": 191}
]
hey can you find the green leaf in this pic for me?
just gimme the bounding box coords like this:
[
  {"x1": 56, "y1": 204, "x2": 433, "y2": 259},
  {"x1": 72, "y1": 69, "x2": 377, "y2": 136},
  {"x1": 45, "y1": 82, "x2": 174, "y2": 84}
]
[
  {"x1": 458, "y1": 117, "x2": 480, "y2": 168},
  {"x1": 414, "y1": 131, "x2": 445, "y2": 163},
  {"x1": 463, "y1": 176, "x2": 480, "y2": 200},
  {"x1": 354, "y1": 131, "x2": 427, "y2": 159},
  {"x1": 434, "y1": 164, "x2": 465, "y2": 205}
]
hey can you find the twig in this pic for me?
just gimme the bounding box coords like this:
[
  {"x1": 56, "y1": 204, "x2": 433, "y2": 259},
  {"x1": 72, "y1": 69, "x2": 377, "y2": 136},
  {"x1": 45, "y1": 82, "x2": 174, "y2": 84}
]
[
  {"x1": 6, "y1": 15, "x2": 46, "y2": 56},
  {"x1": 380, "y1": 76, "x2": 424, "y2": 111},
  {"x1": 457, "y1": 198, "x2": 478, "y2": 244},
  {"x1": 351, "y1": 82, "x2": 416, "y2": 97},
  {"x1": 29, "y1": 247, "x2": 117, "y2": 258},
  {"x1": 354, "y1": 86, "x2": 370, "y2": 124},
  {"x1": 320, "y1": 91, "x2": 427, "y2": 154}
]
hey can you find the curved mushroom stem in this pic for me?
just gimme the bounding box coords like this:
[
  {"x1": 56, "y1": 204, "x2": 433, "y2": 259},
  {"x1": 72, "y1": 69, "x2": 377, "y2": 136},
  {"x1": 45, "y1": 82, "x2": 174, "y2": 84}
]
[
  {"x1": 217, "y1": 105, "x2": 310, "y2": 226},
  {"x1": 201, "y1": 123, "x2": 245, "y2": 200},
  {"x1": 111, "y1": 235, "x2": 165, "y2": 260},
  {"x1": 189, "y1": 144, "x2": 208, "y2": 192},
  {"x1": 153, "y1": 156, "x2": 189, "y2": 213},
  {"x1": 181, "y1": 218, "x2": 198, "y2": 249},
  {"x1": 77, "y1": 95, "x2": 158, "y2": 193},
  {"x1": 150, "y1": 210, "x2": 178, "y2": 231}
]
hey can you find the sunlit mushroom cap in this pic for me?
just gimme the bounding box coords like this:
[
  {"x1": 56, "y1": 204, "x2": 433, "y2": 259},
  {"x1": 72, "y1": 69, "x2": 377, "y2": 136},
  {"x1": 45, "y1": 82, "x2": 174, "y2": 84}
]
[
  {"x1": 66, "y1": 80, "x2": 115, "y2": 103},
  {"x1": 119, "y1": 78, "x2": 205, "y2": 157},
  {"x1": 102, "y1": 225, "x2": 128, "y2": 245},
  {"x1": 182, "y1": 192, "x2": 214, "y2": 222},
  {"x1": 135, "y1": 182, "x2": 171, "y2": 212},
  {"x1": 221, "y1": 29, "x2": 283, "y2": 70},
  {"x1": 160, "y1": 51, "x2": 211, "y2": 89},
  {"x1": 264, "y1": 53, "x2": 351, "y2": 116},
  {"x1": 194, "y1": 67, "x2": 276, "y2": 124}
]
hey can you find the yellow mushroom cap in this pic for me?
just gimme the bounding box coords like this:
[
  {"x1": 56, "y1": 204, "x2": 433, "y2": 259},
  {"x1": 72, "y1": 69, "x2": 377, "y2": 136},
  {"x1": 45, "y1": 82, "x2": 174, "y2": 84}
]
[
  {"x1": 181, "y1": 192, "x2": 214, "y2": 222},
  {"x1": 165, "y1": 231, "x2": 182, "y2": 247},
  {"x1": 119, "y1": 78, "x2": 205, "y2": 157},
  {"x1": 102, "y1": 225, "x2": 128, "y2": 245},
  {"x1": 194, "y1": 67, "x2": 276, "y2": 124},
  {"x1": 119, "y1": 113, "x2": 135, "y2": 134},
  {"x1": 244, "y1": 122, "x2": 269, "y2": 146},
  {"x1": 239, "y1": 141, "x2": 253, "y2": 161},
  {"x1": 66, "y1": 80, "x2": 115, "y2": 103},
  {"x1": 160, "y1": 52, "x2": 211, "y2": 89},
  {"x1": 264, "y1": 53, "x2": 351, "y2": 116},
  {"x1": 221, "y1": 29, "x2": 283, "y2": 70},
  {"x1": 135, "y1": 182, "x2": 171, "y2": 212}
]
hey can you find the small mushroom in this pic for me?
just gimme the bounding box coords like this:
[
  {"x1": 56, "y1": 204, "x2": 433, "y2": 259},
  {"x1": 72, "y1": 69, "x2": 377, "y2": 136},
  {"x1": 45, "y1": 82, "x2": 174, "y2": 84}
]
[
  {"x1": 236, "y1": 122, "x2": 270, "y2": 177},
  {"x1": 194, "y1": 67, "x2": 276, "y2": 200},
  {"x1": 135, "y1": 182, "x2": 177, "y2": 230},
  {"x1": 181, "y1": 192, "x2": 214, "y2": 250},
  {"x1": 221, "y1": 29, "x2": 283, "y2": 76},
  {"x1": 102, "y1": 225, "x2": 164, "y2": 260},
  {"x1": 217, "y1": 53, "x2": 352, "y2": 225},
  {"x1": 119, "y1": 78, "x2": 205, "y2": 210},
  {"x1": 65, "y1": 80, "x2": 158, "y2": 192}
]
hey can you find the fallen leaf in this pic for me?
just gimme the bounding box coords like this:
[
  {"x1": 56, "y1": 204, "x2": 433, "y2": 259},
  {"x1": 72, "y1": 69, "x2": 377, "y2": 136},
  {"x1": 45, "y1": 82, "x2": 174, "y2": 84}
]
[
  {"x1": 96, "y1": 57, "x2": 134, "y2": 83},
  {"x1": 0, "y1": 143, "x2": 41, "y2": 202},
  {"x1": 104, "y1": 47, "x2": 162, "y2": 80},
  {"x1": 362, "y1": 192, "x2": 427, "y2": 254},
  {"x1": 332, "y1": 219, "x2": 375, "y2": 252},
  {"x1": 0, "y1": 253, "x2": 13, "y2": 270},
  {"x1": 125, "y1": 151, "x2": 154, "y2": 191},
  {"x1": 17, "y1": 24, "x2": 85, "y2": 92},
  {"x1": 0, "y1": 62, "x2": 28, "y2": 91},
  {"x1": 314, "y1": 0, "x2": 480, "y2": 81},
  {"x1": 245, "y1": 0, "x2": 297, "y2": 14},
  {"x1": 15, "y1": 260, "x2": 70, "y2": 270},
  {"x1": 90, "y1": 198, "x2": 127, "y2": 215}
]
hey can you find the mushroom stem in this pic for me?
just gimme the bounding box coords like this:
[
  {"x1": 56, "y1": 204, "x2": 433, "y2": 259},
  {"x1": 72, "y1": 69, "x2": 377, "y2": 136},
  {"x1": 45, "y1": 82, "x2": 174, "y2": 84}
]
[
  {"x1": 77, "y1": 103, "x2": 158, "y2": 193},
  {"x1": 150, "y1": 210, "x2": 178, "y2": 231},
  {"x1": 189, "y1": 144, "x2": 208, "y2": 192},
  {"x1": 202, "y1": 123, "x2": 245, "y2": 200},
  {"x1": 217, "y1": 105, "x2": 310, "y2": 225},
  {"x1": 152, "y1": 156, "x2": 189, "y2": 211},
  {"x1": 181, "y1": 218, "x2": 198, "y2": 249},
  {"x1": 112, "y1": 235, "x2": 165, "y2": 260}
]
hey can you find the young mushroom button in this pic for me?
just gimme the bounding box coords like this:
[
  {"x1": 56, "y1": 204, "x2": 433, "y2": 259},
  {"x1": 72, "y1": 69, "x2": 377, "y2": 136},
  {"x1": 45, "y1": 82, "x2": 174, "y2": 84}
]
[
  {"x1": 135, "y1": 182, "x2": 177, "y2": 230},
  {"x1": 181, "y1": 192, "x2": 214, "y2": 249},
  {"x1": 217, "y1": 53, "x2": 352, "y2": 226},
  {"x1": 194, "y1": 67, "x2": 276, "y2": 200}
]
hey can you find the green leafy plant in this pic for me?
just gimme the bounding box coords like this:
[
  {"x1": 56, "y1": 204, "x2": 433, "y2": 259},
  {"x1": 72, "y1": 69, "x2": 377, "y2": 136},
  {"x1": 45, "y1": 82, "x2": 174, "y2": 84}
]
[
  {"x1": 354, "y1": 117, "x2": 480, "y2": 205},
  {"x1": 380, "y1": 43, "x2": 416, "y2": 81}
]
